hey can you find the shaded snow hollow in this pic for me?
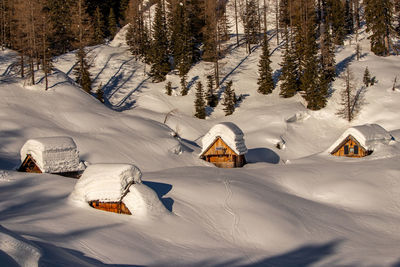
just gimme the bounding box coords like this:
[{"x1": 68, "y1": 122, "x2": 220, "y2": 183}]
[
  {"x1": 200, "y1": 122, "x2": 248, "y2": 156},
  {"x1": 20, "y1": 136, "x2": 83, "y2": 173}
]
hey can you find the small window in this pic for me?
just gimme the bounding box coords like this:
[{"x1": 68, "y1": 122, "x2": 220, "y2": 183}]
[
  {"x1": 344, "y1": 145, "x2": 349, "y2": 155},
  {"x1": 354, "y1": 145, "x2": 359, "y2": 154}
]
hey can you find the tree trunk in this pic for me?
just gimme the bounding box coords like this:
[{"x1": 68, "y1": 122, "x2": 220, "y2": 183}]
[{"x1": 234, "y1": 0, "x2": 239, "y2": 47}]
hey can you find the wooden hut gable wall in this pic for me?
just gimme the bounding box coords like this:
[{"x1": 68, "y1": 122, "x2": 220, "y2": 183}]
[
  {"x1": 331, "y1": 135, "x2": 368, "y2": 157},
  {"x1": 203, "y1": 137, "x2": 237, "y2": 157}
]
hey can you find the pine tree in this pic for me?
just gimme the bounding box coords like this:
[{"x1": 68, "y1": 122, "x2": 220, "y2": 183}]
[
  {"x1": 243, "y1": 0, "x2": 260, "y2": 52},
  {"x1": 257, "y1": 35, "x2": 274, "y2": 95},
  {"x1": 93, "y1": 6, "x2": 105, "y2": 44},
  {"x1": 108, "y1": 7, "x2": 118, "y2": 38},
  {"x1": 180, "y1": 75, "x2": 188, "y2": 95},
  {"x1": 222, "y1": 81, "x2": 235, "y2": 116},
  {"x1": 74, "y1": 48, "x2": 92, "y2": 93},
  {"x1": 344, "y1": 0, "x2": 354, "y2": 34},
  {"x1": 165, "y1": 81, "x2": 172, "y2": 95},
  {"x1": 320, "y1": 4, "x2": 336, "y2": 89},
  {"x1": 149, "y1": 0, "x2": 170, "y2": 82},
  {"x1": 299, "y1": 0, "x2": 327, "y2": 110},
  {"x1": 365, "y1": 0, "x2": 394, "y2": 56},
  {"x1": 194, "y1": 81, "x2": 206, "y2": 119},
  {"x1": 279, "y1": 31, "x2": 299, "y2": 98},
  {"x1": 126, "y1": 0, "x2": 149, "y2": 61},
  {"x1": 206, "y1": 74, "x2": 218, "y2": 107},
  {"x1": 363, "y1": 67, "x2": 372, "y2": 87},
  {"x1": 326, "y1": 0, "x2": 346, "y2": 45}
]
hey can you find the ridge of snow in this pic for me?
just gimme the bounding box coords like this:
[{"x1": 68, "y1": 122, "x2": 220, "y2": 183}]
[
  {"x1": 200, "y1": 122, "x2": 248, "y2": 156},
  {"x1": 20, "y1": 136, "x2": 82, "y2": 173}
]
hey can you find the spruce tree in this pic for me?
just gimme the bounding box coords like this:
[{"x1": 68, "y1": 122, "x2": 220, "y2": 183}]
[
  {"x1": 194, "y1": 81, "x2": 206, "y2": 119},
  {"x1": 180, "y1": 75, "x2": 188, "y2": 96},
  {"x1": 93, "y1": 6, "x2": 105, "y2": 44},
  {"x1": 165, "y1": 81, "x2": 172, "y2": 96},
  {"x1": 257, "y1": 35, "x2": 274, "y2": 95},
  {"x1": 222, "y1": 81, "x2": 235, "y2": 116},
  {"x1": 363, "y1": 67, "x2": 372, "y2": 87},
  {"x1": 279, "y1": 32, "x2": 299, "y2": 98},
  {"x1": 74, "y1": 48, "x2": 92, "y2": 93},
  {"x1": 326, "y1": 0, "x2": 346, "y2": 45},
  {"x1": 149, "y1": 0, "x2": 170, "y2": 82},
  {"x1": 108, "y1": 7, "x2": 118, "y2": 38},
  {"x1": 126, "y1": 0, "x2": 149, "y2": 61},
  {"x1": 206, "y1": 74, "x2": 218, "y2": 107},
  {"x1": 365, "y1": 0, "x2": 394, "y2": 56},
  {"x1": 243, "y1": 0, "x2": 260, "y2": 51}
]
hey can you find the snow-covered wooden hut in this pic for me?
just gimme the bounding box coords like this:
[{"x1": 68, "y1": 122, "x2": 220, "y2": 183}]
[
  {"x1": 70, "y1": 164, "x2": 167, "y2": 217},
  {"x1": 18, "y1": 136, "x2": 83, "y2": 177},
  {"x1": 200, "y1": 122, "x2": 247, "y2": 168},
  {"x1": 329, "y1": 124, "x2": 394, "y2": 157}
]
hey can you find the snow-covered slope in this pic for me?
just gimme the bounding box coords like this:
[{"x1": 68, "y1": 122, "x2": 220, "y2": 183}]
[{"x1": 1, "y1": 5, "x2": 400, "y2": 266}]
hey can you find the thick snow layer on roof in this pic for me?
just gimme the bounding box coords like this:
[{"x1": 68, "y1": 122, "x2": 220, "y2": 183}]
[
  {"x1": 70, "y1": 164, "x2": 142, "y2": 203},
  {"x1": 200, "y1": 122, "x2": 247, "y2": 156},
  {"x1": 328, "y1": 124, "x2": 394, "y2": 152},
  {"x1": 123, "y1": 183, "x2": 168, "y2": 219},
  {"x1": 20, "y1": 136, "x2": 82, "y2": 173}
]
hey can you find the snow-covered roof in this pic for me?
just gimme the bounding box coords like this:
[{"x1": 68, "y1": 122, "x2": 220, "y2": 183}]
[
  {"x1": 70, "y1": 164, "x2": 142, "y2": 203},
  {"x1": 328, "y1": 124, "x2": 394, "y2": 153},
  {"x1": 20, "y1": 136, "x2": 81, "y2": 173},
  {"x1": 200, "y1": 122, "x2": 247, "y2": 156}
]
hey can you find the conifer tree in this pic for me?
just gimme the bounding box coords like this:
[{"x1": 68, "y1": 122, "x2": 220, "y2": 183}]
[
  {"x1": 243, "y1": 0, "x2": 260, "y2": 52},
  {"x1": 180, "y1": 75, "x2": 188, "y2": 96},
  {"x1": 365, "y1": 0, "x2": 394, "y2": 56},
  {"x1": 326, "y1": 0, "x2": 346, "y2": 45},
  {"x1": 108, "y1": 7, "x2": 118, "y2": 38},
  {"x1": 93, "y1": 6, "x2": 105, "y2": 44},
  {"x1": 149, "y1": 0, "x2": 170, "y2": 82},
  {"x1": 320, "y1": 2, "x2": 336, "y2": 89},
  {"x1": 222, "y1": 81, "x2": 235, "y2": 116},
  {"x1": 257, "y1": 35, "x2": 274, "y2": 95},
  {"x1": 96, "y1": 83, "x2": 104, "y2": 103},
  {"x1": 194, "y1": 81, "x2": 206, "y2": 119},
  {"x1": 165, "y1": 81, "x2": 172, "y2": 95},
  {"x1": 126, "y1": 0, "x2": 149, "y2": 61},
  {"x1": 206, "y1": 74, "x2": 218, "y2": 107},
  {"x1": 344, "y1": 0, "x2": 354, "y2": 34},
  {"x1": 279, "y1": 31, "x2": 299, "y2": 98},
  {"x1": 299, "y1": 0, "x2": 327, "y2": 110},
  {"x1": 363, "y1": 67, "x2": 372, "y2": 87}
]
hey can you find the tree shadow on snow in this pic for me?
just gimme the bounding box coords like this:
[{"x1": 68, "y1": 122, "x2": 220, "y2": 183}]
[
  {"x1": 143, "y1": 181, "x2": 174, "y2": 212},
  {"x1": 245, "y1": 148, "x2": 280, "y2": 164}
]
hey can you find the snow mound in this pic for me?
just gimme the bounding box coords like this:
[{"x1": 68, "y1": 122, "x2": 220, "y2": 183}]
[
  {"x1": 109, "y1": 24, "x2": 129, "y2": 48},
  {"x1": 123, "y1": 183, "x2": 169, "y2": 219},
  {"x1": 70, "y1": 163, "x2": 142, "y2": 204},
  {"x1": 20, "y1": 136, "x2": 82, "y2": 173},
  {"x1": 327, "y1": 124, "x2": 394, "y2": 153},
  {"x1": 0, "y1": 225, "x2": 42, "y2": 267},
  {"x1": 200, "y1": 122, "x2": 247, "y2": 156}
]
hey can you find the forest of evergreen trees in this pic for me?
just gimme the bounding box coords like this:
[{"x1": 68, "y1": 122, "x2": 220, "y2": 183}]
[{"x1": 0, "y1": 0, "x2": 399, "y2": 113}]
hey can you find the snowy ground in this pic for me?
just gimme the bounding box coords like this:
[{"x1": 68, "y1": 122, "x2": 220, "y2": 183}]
[{"x1": 1, "y1": 6, "x2": 400, "y2": 266}]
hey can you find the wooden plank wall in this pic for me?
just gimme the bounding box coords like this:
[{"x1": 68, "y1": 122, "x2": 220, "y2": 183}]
[{"x1": 89, "y1": 201, "x2": 132, "y2": 215}]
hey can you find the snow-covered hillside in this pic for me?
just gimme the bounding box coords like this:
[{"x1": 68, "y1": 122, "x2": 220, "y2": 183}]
[{"x1": 1, "y1": 4, "x2": 400, "y2": 266}]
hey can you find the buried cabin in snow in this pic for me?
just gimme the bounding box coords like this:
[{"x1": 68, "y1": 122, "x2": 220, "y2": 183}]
[
  {"x1": 200, "y1": 122, "x2": 247, "y2": 168},
  {"x1": 18, "y1": 136, "x2": 84, "y2": 177},
  {"x1": 329, "y1": 124, "x2": 394, "y2": 157},
  {"x1": 69, "y1": 164, "x2": 167, "y2": 216}
]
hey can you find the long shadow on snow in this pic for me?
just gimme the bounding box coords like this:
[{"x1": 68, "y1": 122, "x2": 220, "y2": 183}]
[
  {"x1": 187, "y1": 240, "x2": 341, "y2": 267},
  {"x1": 142, "y1": 181, "x2": 174, "y2": 212},
  {"x1": 246, "y1": 148, "x2": 280, "y2": 164}
]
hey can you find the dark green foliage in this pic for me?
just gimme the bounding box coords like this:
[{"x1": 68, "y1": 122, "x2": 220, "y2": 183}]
[
  {"x1": 46, "y1": 0, "x2": 74, "y2": 54},
  {"x1": 244, "y1": 0, "x2": 260, "y2": 45},
  {"x1": 126, "y1": 2, "x2": 150, "y2": 61},
  {"x1": 279, "y1": 32, "x2": 299, "y2": 98},
  {"x1": 74, "y1": 48, "x2": 92, "y2": 94},
  {"x1": 344, "y1": 0, "x2": 354, "y2": 34},
  {"x1": 320, "y1": 22, "x2": 336, "y2": 87},
  {"x1": 222, "y1": 81, "x2": 235, "y2": 116},
  {"x1": 363, "y1": 67, "x2": 372, "y2": 87},
  {"x1": 257, "y1": 36, "x2": 274, "y2": 95},
  {"x1": 206, "y1": 75, "x2": 218, "y2": 107},
  {"x1": 326, "y1": 0, "x2": 346, "y2": 45},
  {"x1": 108, "y1": 8, "x2": 118, "y2": 38},
  {"x1": 180, "y1": 75, "x2": 188, "y2": 96},
  {"x1": 96, "y1": 83, "x2": 104, "y2": 103},
  {"x1": 365, "y1": 0, "x2": 394, "y2": 56},
  {"x1": 149, "y1": 0, "x2": 170, "y2": 82},
  {"x1": 165, "y1": 81, "x2": 172, "y2": 96},
  {"x1": 194, "y1": 81, "x2": 206, "y2": 119},
  {"x1": 93, "y1": 7, "x2": 105, "y2": 44}
]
